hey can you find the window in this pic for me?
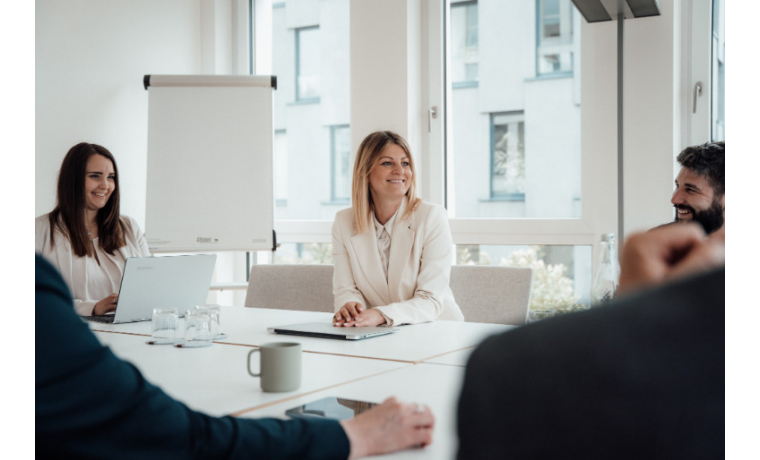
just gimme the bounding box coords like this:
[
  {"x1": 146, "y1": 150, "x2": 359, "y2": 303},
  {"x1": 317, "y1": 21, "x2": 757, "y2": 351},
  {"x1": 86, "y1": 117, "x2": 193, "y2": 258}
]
[
  {"x1": 536, "y1": 0, "x2": 574, "y2": 76},
  {"x1": 456, "y1": 244, "x2": 592, "y2": 311},
  {"x1": 450, "y1": 0, "x2": 581, "y2": 219},
  {"x1": 711, "y1": 0, "x2": 724, "y2": 141},
  {"x1": 490, "y1": 112, "x2": 525, "y2": 201},
  {"x1": 445, "y1": 0, "x2": 589, "y2": 311},
  {"x1": 296, "y1": 26, "x2": 320, "y2": 102},
  {"x1": 331, "y1": 125, "x2": 351, "y2": 203},
  {"x1": 451, "y1": 1, "x2": 478, "y2": 85},
  {"x1": 273, "y1": 243, "x2": 333, "y2": 265},
  {"x1": 267, "y1": 0, "x2": 351, "y2": 221}
]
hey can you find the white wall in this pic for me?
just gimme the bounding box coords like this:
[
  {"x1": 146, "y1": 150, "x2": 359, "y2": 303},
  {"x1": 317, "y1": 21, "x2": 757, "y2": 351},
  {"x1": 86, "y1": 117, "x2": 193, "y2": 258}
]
[
  {"x1": 350, "y1": 0, "x2": 415, "y2": 151},
  {"x1": 35, "y1": 0, "x2": 203, "y2": 226},
  {"x1": 623, "y1": 0, "x2": 681, "y2": 235}
]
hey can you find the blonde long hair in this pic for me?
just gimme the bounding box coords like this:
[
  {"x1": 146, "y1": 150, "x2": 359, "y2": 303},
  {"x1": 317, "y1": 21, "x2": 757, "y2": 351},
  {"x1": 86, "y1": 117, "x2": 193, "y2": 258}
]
[{"x1": 352, "y1": 131, "x2": 421, "y2": 234}]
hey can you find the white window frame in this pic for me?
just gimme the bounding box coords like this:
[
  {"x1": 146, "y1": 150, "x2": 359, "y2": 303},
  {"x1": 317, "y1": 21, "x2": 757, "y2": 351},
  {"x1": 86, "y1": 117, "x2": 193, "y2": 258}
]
[
  {"x1": 683, "y1": 0, "x2": 715, "y2": 147},
  {"x1": 241, "y1": 0, "x2": 718, "y2": 269}
]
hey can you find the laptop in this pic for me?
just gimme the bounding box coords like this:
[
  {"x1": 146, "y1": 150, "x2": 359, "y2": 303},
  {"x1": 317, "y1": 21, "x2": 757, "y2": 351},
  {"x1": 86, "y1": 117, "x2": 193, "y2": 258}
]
[
  {"x1": 267, "y1": 322, "x2": 399, "y2": 341},
  {"x1": 86, "y1": 254, "x2": 217, "y2": 324}
]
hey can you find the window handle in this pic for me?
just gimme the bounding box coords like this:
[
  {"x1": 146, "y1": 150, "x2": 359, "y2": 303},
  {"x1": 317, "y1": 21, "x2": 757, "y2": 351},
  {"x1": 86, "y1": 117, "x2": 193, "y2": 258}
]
[
  {"x1": 692, "y1": 82, "x2": 703, "y2": 114},
  {"x1": 428, "y1": 106, "x2": 438, "y2": 132}
]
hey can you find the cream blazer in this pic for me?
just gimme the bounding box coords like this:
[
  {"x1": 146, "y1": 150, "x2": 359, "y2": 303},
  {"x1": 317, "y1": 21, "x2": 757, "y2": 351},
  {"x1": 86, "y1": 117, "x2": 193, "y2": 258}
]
[
  {"x1": 35, "y1": 214, "x2": 150, "y2": 316},
  {"x1": 332, "y1": 198, "x2": 463, "y2": 325}
]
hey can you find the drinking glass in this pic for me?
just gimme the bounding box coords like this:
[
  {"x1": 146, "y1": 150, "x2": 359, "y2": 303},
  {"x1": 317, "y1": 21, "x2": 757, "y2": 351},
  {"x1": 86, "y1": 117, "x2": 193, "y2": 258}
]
[
  {"x1": 150, "y1": 308, "x2": 180, "y2": 345},
  {"x1": 178, "y1": 310, "x2": 212, "y2": 348},
  {"x1": 195, "y1": 304, "x2": 226, "y2": 340}
]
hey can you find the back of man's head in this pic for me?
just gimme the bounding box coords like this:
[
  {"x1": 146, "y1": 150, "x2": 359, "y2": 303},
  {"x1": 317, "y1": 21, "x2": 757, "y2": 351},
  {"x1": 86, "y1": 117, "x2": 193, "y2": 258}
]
[{"x1": 676, "y1": 141, "x2": 725, "y2": 197}]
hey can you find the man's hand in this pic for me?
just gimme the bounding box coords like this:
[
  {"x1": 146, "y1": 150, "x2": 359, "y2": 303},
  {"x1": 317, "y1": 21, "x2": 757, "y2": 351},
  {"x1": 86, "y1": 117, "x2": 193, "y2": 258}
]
[
  {"x1": 617, "y1": 223, "x2": 725, "y2": 295},
  {"x1": 92, "y1": 293, "x2": 118, "y2": 316},
  {"x1": 339, "y1": 397, "x2": 435, "y2": 459}
]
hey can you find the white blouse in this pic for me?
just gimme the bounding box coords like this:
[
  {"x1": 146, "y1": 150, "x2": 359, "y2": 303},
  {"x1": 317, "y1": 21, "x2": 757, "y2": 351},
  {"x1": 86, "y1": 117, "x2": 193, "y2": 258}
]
[
  {"x1": 372, "y1": 208, "x2": 399, "y2": 282},
  {"x1": 35, "y1": 214, "x2": 151, "y2": 316}
]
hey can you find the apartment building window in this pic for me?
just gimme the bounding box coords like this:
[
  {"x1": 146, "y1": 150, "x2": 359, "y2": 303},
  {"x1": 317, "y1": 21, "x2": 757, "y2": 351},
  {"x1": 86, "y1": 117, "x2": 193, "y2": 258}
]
[
  {"x1": 451, "y1": 1, "x2": 479, "y2": 85},
  {"x1": 330, "y1": 125, "x2": 351, "y2": 203},
  {"x1": 490, "y1": 112, "x2": 525, "y2": 199},
  {"x1": 296, "y1": 26, "x2": 320, "y2": 102},
  {"x1": 536, "y1": 0, "x2": 574, "y2": 76}
]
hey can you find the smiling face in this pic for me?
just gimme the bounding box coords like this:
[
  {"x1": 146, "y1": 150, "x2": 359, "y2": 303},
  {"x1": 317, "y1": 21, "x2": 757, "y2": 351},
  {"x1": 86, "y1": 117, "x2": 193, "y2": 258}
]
[
  {"x1": 671, "y1": 167, "x2": 725, "y2": 234},
  {"x1": 367, "y1": 144, "x2": 412, "y2": 206},
  {"x1": 84, "y1": 154, "x2": 116, "y2": 212}
]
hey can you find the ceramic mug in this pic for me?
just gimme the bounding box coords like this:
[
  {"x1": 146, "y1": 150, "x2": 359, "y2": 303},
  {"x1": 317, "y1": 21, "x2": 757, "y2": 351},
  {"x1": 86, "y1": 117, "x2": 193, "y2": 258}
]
[{"x1": 247, "y1": 342, "x2": 302, "y2": 392}]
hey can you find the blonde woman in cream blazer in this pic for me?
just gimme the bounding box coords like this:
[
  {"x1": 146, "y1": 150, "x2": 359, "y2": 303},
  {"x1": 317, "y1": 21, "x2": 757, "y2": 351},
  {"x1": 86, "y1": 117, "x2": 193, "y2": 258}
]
[
  {"x1": 35, "y1": 143, "x2": 150, "y2": 316},
  {"x1": 332, "y1": 131, "x2": 463, "y2": 327}
]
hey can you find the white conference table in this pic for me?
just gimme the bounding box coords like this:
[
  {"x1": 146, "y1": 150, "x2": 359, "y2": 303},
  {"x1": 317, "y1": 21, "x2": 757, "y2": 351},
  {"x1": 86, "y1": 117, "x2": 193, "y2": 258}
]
[
  {"x1": 92, "y1": 307, "x2": 516, "y2": 459},
  {"x1": 90, "y1": 306, "x2": 512, "y2": 363},
  {"x1": 240, "y1": 363, "x2": 467, "y2": 460},
  {"x1": 94, "y1": 331, "x2": 411, "y2": 417}
]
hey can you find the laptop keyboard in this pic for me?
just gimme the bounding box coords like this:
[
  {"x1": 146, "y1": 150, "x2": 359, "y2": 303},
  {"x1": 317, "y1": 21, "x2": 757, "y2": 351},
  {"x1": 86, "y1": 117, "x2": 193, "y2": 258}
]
[{"x1": 85, "y1": 315, "x2": 116, "y2": 323}]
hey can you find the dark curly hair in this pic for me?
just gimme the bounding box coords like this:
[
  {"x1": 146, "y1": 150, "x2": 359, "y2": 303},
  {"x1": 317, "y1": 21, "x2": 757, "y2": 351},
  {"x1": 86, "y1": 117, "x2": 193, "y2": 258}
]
[{"x1": 676, "y1": 141, "x2": 724, "y2": 197}]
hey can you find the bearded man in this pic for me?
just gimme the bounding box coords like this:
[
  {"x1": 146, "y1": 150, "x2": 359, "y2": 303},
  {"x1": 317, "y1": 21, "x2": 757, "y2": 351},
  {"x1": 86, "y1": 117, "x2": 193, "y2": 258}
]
[{"x1": 671, "y1": 141, "x2": 725, "y2": 235}]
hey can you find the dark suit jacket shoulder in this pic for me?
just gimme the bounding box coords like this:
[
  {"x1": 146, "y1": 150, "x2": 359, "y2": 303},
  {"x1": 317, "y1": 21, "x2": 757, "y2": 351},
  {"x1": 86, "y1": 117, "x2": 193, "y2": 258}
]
[
  {"x1": 457, "y1": 267, "x2": 725, "y2": 459},
  {"x1": 35, "y1": 254, "x2": 350, "y2": 459}
]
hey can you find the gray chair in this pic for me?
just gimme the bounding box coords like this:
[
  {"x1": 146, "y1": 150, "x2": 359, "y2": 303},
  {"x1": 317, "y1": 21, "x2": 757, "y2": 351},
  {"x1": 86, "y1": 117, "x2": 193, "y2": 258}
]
[
  {"x1": 244, "y1": 264, "x2": 335, "y2": 312},
  {"x1": 449, "y1": 265, "x2": 533, "y2": 325}
]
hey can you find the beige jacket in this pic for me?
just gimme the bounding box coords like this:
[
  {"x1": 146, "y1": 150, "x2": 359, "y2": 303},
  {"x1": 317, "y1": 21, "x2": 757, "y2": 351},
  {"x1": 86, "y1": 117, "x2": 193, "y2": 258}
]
[
  {"x1": 35, "y1": 214, "x2": 150, "y2": 316},
  {"x1": 332, "y1": 198, "x2": 463, "y2": 325}
]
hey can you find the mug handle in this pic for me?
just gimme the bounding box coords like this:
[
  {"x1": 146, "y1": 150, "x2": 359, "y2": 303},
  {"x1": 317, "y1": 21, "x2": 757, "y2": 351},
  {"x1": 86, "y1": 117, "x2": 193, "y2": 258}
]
[{"x1": 247, "y1": 349, "x2": 261, "y2": 377}]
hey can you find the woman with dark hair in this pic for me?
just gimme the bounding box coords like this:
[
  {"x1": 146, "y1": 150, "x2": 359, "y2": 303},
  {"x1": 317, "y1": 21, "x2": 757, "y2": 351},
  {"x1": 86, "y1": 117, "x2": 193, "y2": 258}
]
[
  {"x1": 331, "y1": 131, "x2": 463, "y2": 327},
  {"x1": 36, "y1": 143, "x2": 150, "y2": 316}
]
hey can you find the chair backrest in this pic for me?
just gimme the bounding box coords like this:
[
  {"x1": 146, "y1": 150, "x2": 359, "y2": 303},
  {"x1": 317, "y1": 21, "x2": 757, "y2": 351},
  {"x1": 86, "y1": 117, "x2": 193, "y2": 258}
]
[
  {"x1": 244, "y1": 264, "x2": 335, "y2": 312},
  {"x1": 244, "y1": 264, "x2": 533, "y2": 324},
  {"x1": 449, "y1": 265, "x2": 533, "y2": 325}
]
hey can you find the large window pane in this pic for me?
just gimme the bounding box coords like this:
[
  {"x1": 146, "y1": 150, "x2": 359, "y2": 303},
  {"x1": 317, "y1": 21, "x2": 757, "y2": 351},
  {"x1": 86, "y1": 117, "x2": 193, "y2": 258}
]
[
  {"x1": 449, "y1": 0, "x2": 581, "y2": 219},
  {"x1": 270, "y1": 0, "x2": 351, "y2": 221},
  {"x1": 455, "y1": 244, "x2": 592, "y2": 312}
]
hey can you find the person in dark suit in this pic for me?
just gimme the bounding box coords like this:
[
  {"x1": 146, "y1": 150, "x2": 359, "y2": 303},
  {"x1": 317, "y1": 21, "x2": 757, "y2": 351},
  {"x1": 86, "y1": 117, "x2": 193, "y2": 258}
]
[
  {"x1": 35, "y1": 254, "x2": 434, "y2": 459},
  {"x1": 457, "y1": 223, "x2": 725, "y2": 459}
]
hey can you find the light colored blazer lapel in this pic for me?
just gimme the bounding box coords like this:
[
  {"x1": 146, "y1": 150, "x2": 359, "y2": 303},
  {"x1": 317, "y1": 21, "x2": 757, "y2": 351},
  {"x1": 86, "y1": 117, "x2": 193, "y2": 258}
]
[
  {"x1": 349, "y1": 218, "x2": 390, "y2": 302},
  {"x1": 387, "y1": 199, "x2": 414, "y2": 303}
]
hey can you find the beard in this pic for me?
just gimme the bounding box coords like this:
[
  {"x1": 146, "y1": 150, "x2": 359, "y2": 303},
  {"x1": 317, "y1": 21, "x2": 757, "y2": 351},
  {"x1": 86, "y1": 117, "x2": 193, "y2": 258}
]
[{"x1": 674, "y1": 199, "x2": 724, "y2": 234}]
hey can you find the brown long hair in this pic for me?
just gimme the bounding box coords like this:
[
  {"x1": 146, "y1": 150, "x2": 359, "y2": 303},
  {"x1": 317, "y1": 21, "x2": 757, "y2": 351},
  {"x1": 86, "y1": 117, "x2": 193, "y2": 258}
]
[
  {"x1": 352, "y1": 131, "x2": 421, "y2": 234},
  {"x1": 48, "y1": 143, "x2": 126, "y2": 257}
]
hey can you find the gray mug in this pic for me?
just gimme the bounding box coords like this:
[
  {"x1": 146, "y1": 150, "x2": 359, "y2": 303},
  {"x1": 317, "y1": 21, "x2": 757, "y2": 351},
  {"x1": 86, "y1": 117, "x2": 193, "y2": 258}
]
[{"x1": 247, "y1": 342, "x2": 302, "y2": 392}]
